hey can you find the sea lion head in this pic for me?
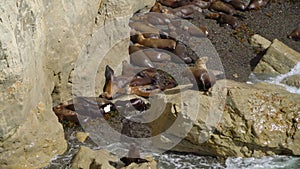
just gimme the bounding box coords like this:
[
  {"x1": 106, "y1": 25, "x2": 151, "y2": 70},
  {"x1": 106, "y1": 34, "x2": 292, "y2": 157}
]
[{"x1": 195, "y1": 57, "x2": 208, "y2": 69}]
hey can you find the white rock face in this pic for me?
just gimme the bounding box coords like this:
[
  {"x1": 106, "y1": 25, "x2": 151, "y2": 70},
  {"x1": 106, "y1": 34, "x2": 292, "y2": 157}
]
[{"x1": 0, "y1": 0, "x2": 155, "y2": 168}]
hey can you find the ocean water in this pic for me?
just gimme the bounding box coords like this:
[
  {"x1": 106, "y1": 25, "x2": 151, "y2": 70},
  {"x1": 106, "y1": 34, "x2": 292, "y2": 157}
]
[{"x1": 247, "y1": 62, "x2": 300, "y2": 94}]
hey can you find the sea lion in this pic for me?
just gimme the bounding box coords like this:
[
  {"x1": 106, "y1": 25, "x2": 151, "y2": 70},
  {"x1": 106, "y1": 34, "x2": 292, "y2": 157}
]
[
  {"x1": 150, "y1": 1, "x2": 165, "y2": 12},
  {"x1": 130, "y1": 50, "x2": 155, "y2": 68},
  {"x1": 173, "y1": 42, "x2": 193, "y2": 64},
  {"x1": 120, "y1": 156, "x2": 149, "y2": 167},
  {"x1": 288, "y1": 25, "x2": 300, "y2": 41},
  {"x1": 247, "y1": 0, "x2": 270, "y2": 10},
  {"x1": 162, "y1": 4, "x2": 202, "y2": 19},
  {"x1": 183, "y1": 57, "x2": 216, "y2": 92},
  {"x1": 222, "y1": 0, "x2": 247, "y2": 11},
  {"x1": 53, "y1": 97, "x2": 115, "y2": 123},
  {"x1": 193, "y1": 0, "x2": 211, "y2": 9},
  {"x1": 115, "y1": 98, "x2": 150, "y2": 112},
  {"x1": 129, "y1": 21, "x2": 160, "y2": 35},
  {"x1": 100, "y1": 65, "x2": 131, "y2": 99},
  {"x1": 121, "y1": 60, "x2": 147, "y2": 76},
  {"x1": 158, "y1": 0, "x2": 191, "y2": 8},
  {"x1": 143, "y1": 48, "x2": 172, "y2": 62},
  {"x1": 136, "y1": 33, "x2": 177, "y2": 50},
  {"x1": 184, "y1": 25, "x2": 207, "y2": 37},
  {"x1": 205, "y1": 12, "x2": 238, "y2": 29},
  {"x1": 209, "y1": 0, "x2": 237, "y2": 15}
]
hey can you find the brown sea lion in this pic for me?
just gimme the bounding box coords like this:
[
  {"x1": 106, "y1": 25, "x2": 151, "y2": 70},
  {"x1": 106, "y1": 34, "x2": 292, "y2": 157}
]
[
  {"x1": 183, "y1": 57, "x2": 216, "y2": 92},
  {"x1": 143, "y1": 48, "x2": 172, "y2": 62},
  {"x1": 136, "y1": 33, "x2": 176, "y2": 50},
  {"x1": 121, "y1": 60, "x2": 147, "y2": 76},
  {"x1": 209, "y1": 0, "x2": 237, "y2": 15},
  {"x1": 288, "y1": 25, "x2": 300, "y2": 41},
  {"x1": 222, "y1": 0, "x2": 247, "y2": 11},
  {"x1": 173, "y1": 42, "x2": 193, "y2": 64},
  {"x1": 130, "y1": 50, "x2": 155, "y2": 68},
  {"x1": 184, "y1": 25, "x2": 207, "y2": 37},
  {"x1": 158, "y1": 0, "x2": 192, "y2": 8},
  {"x1": 150, "y1": 1, "x2": 165, "y2": 12},
  {"x1": 53, "y1": 97, "x2": 114, "y2": 123},
  {"x1": 193, "y1": 0, "x2": 211, "y2": 9},
  {"x1": 247, "y1": 0, "x2": 270, "y2": 10},
  {"x1": 162, "y1": 4, "x2": 202, "y2": 19},
  {"x1": 205, "y1": 12, "x2": 238, "y2": 29},
  {"x1": 129, "y1": 21, "x2": 160, "y2": 35},
  {"x1": 100, "y1": 65, "x2": 131, "y2": 99}
]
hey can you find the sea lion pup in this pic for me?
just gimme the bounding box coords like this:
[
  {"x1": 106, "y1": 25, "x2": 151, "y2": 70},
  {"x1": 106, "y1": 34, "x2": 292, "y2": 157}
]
[
  {"x1": 288, "y1": 25, "x2": 300, "y2": 41},
  {"x1": 136, "y1": 33, "x2": 176, "y2": 50},
  {"x1": 247, "y1": 0, "x2": 270, "y2": 10},
  {"x1": 209, "y1": 0, "x2": 237, "y2": 15},
  {"x1": 183, "y1": 57, "x2": 216, "y2": 92}
]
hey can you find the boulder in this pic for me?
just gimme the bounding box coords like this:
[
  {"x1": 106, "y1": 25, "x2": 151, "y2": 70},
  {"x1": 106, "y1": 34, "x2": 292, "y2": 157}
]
[
  {"x1": 0, "y1": 0, "x2": 155, "y2": 168},
  {"x1": 71, "y1": 146, "x2": 157, "y2": 169},
  {"x1": 253, "y1": 39, "x2": 300, "y2": 75},
  {"x1": 147, "y1": 80, "x2": 300, "y2": 158},
  {"x1": 281, "y1": 75, "x2": 300, "y2": 88},
  {"x1": 71, "y1": 146, "x2": 118, "y2": 169},
  {"x1": 250, "y1": 34, "x2": 271, "y2": 50}
]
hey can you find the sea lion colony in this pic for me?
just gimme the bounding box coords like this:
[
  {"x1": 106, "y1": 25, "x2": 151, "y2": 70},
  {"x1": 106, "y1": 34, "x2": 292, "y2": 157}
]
[
  {"x1": 52, "y1": 1, "x2": 298, "y2": 166},
  {"x1": 53, "y1": 0, "x2": 299, "y2": 124}
]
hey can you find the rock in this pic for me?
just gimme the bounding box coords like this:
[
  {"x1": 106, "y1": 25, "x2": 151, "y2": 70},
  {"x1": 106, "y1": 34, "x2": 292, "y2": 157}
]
[
  {"x1": 75, "y1": 132, "x2": 89, "y2": 143},
  {"x1": 122, "y1": 156, "x2": 157, "y2": 169},
  {"x1": 250, "y1": 34, "x2": 271, "y2": 50},
  {"x1": 281, "y1": 75, "x2": 300, "y2": 88},
  {"x1": 253, "y1": 39, "x2": 300, "y2": 75},
  {"x1": 0, "y1": 0, "x2": 155, "y2": 168},
  {"x1": 147, "y1": 80, "x2": 300, "y2": 158},
  {"x1": 0, "y1": 1, "x2": 67, "y2": 168},
  {"x1": 71, "y1": 146, "x2": 118, "y2": 169}
]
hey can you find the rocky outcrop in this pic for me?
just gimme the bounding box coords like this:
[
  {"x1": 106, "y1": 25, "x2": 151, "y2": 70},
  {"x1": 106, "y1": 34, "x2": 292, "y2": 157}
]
[
  {"x1": 250, "y1": 34, "x2": 271, "y2": 50},
  {"x1": 71, "y1": 146, "x2": 157, "y2": 169},
  {"x1": 147, "y1": 80, "x2": 300, "y2": 158},
  {"x1": 71, "y1": 146, "x2": 118, "y2": 169},
  {"x1": 253, "y1": 39, "x2": 300, "y2": 75},
  {"x1": 281, "y1": 75, "x2": 300, "y2": 88},
  {"x1": 0, "y1": 0, "x2": 155, "y2": 168}
]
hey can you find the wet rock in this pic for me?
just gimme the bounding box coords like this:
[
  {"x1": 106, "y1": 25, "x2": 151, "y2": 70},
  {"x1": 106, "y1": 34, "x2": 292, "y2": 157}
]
[
  {"x1": 148, "y1": 80, "x2": 300, "y2": 158},
  {"x1": 253, "y1": 39, "x2": 300, "y2": 75},
  {"x1": 121, "y1": 156, "x2": 157, "y2": 169},
  {"x1": 250, "y1": 34, "x2": 271, "y2": 50},
  {"x1": 281, "y1": 75, "x2": 300, "y2": 88},
  {"x1": 75, "y1": 132, "x2": 89, "y2": 143},
  {"x1": 0, "y1": 0, "x2": 155, "y2": 168},
  {"x1": 71, "y1": 146, "x2": 118, "y2": 169}
]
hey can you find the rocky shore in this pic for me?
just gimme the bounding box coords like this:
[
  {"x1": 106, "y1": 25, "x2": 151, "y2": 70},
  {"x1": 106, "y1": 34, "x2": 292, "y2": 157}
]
[{"x1": 0, "y1": 0, "x2": 299, "y2": 168}]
